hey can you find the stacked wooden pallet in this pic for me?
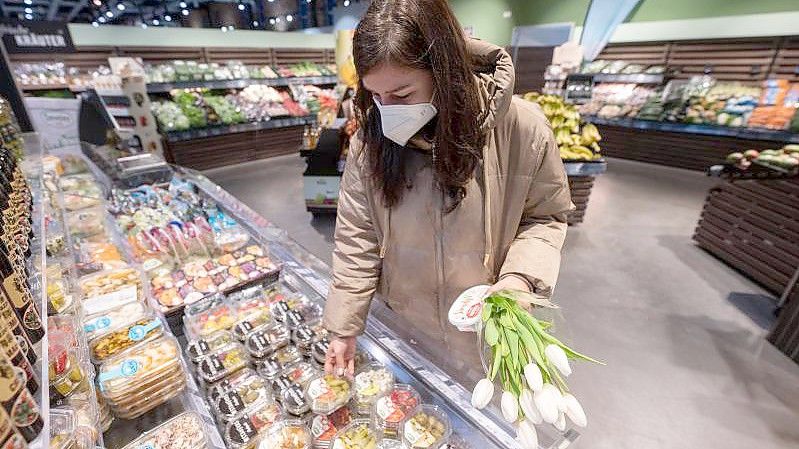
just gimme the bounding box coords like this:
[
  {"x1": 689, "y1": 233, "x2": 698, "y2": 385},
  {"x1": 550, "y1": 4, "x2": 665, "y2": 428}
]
[
  {"x1": 567, "y1": 176, "x2": 595, "y2": 225},
  {"x1": 693, "y1": 177, "x2": 799, "y2": 295}
]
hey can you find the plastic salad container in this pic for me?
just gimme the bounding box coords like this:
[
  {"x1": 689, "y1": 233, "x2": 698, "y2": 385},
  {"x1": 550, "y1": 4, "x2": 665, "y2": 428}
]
[
  {"x1": 185, "y1": 301, "x2": 237, "y2": 339},
  {"x1": 232, "y1": 309, "x2": 274, "y2": 341},
  {"x1": 275, "y1": 345, "x2": 303, "y2": 367},
  {"x1": 186, "y1": 330, "x2": 236, "y2": 364},
  {"x1": 197, "y1": 342, "x2": 250, "y2": 384},
  {"x1": 309, "y1": 406, "x2": 353, "y2": 449},
  {"x1": 245, "y1": 324, "x2": 291, "y2": 358},
  {"x1": 213, "y1": 373, "x2": 270, "y2": 423},
  {"x1": 305, "y1": 374, "x2": 352, "y2": 416},
  {"x1": 330, "y1": 420, "x2": 378, "y2": 449},
  {"x1": 352, "y1": 363, "x2": 395, "y2": 415},
  {"x1": 120, "y1": 412, "x2": 207, "y2": 449},
  {"x1": 281, "y1": 383, "x2": 311, "y2": 416},
  {"x1": 82, "y1": 301, "x2": 147, "y2": 342},
  {"x1": 224, "y1": 399, "x2": 284, "y2": 449},
  {"x1": 281, "y1": 362, "x2": 319, "y2": 388},
  {"x1": 254, "y1": 354, "x2": 284, "y2": 380},
  {"x1": 88, "y1": 312, "x2": 164, "y2": 363},
  {"x1": 65, "y1": 207, "x2": 107, "y2": 239},
  {"x1": 375, "y1": 440, "x2": 402, "y2": 449},
  {"x1": 311, "y1": 339, "x2": 331, "y2": 366},
  {"x1": 111, "y1": 374, "x2": 188, "y2": 420},
  {"x1": 259, "y1": 419, "x2": 312, "y2": 449},
  {"x1": 49, "y1": 336, "x2": 87, "y2": 403},
  {"x1": 96, "y1": 336, "x2": 182, "y2": 401},
  {"x1": 292, "y1": 321, "x2": 328, "y2": 356},
  {"x1": 399, "y1": 405, "x2": 452, "y2": 449},
  {"x1": 50, "y1": 408, "x2": 90, "y2": 449},
  {"x1": 79, "y1": 267, "x2": 143, "y2": 315},
  {"x1": 207, "y1": 367, "x2": 258, "y2": 404},
  {"x1": 371, "y1": 384, "x2": 420, "y2": 438}
]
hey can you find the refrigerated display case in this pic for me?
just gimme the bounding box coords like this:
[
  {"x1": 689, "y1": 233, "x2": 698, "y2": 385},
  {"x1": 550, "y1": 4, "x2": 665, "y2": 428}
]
[{"x1": 30, "y1": 141, "x2": 584, "y2": 449}]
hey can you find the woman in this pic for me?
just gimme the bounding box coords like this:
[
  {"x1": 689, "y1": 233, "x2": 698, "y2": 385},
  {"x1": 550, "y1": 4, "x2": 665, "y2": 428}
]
[{"x1": 323, "y1": 0, "x2": 573, "y2": 383}]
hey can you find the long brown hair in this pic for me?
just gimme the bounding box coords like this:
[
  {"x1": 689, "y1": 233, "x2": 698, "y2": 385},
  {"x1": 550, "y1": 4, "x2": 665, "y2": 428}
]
[{"x1": 353, "y1": 0, "x2": 485, "y2": 209}]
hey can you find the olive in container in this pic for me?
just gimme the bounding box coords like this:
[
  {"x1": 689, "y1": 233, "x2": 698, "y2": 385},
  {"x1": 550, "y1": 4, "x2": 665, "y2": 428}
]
[
  {"x1": 186, "y1": 330, "x2": 236, "y2": 364},
  {"x1": 196, "y1": 342, "x2": 250, "y2": 384},
  {"x1": 352, "y1": 363, "x2": 394, "y2": 416},
  {"x1": 330, "y1": 420, "x2": 378, "y2": 449},
  {"x1": 305, "y1": 374, "x2": 352, "y2": 416},
  {"x1": 399, "y1": 405, "x2": 452, "y2": 449}
]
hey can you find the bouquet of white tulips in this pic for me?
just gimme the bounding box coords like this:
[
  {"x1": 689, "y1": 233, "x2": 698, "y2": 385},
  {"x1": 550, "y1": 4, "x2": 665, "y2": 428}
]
[{"x1": 470, "y1": 290, "x2": 602, "y2": 449}]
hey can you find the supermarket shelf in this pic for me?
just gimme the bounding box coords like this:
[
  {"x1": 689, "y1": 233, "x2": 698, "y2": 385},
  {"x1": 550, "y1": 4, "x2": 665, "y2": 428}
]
[
  {"x1": 591, "y1": 73, "x2": 665, "y2": 84},
  {"x1": 586, "y1": 115, "x2": 799, "y2": 144},
  {"x1": 147, "y1": 75, "x2": 338, "y2": 93},
  {"x1": 164, "y1": 116, "x2": 316, "y2": 142},
  {"x1": 19, "y1": 83, "x2": 70, "y2": 91}
]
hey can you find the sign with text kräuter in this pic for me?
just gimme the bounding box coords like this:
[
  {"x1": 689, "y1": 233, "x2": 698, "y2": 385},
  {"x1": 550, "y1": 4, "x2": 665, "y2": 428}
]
[{"x1": 0, "y1": 20, "x2": 74, "y2": 54}]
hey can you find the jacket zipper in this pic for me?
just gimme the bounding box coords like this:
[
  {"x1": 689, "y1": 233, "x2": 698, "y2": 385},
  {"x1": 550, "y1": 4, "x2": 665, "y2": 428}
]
[{"x1": 434, "y1": 183, "x2": 447, "y2": 337}]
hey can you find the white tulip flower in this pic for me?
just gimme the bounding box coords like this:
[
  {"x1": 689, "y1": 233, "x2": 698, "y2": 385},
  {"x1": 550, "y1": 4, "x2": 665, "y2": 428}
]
[
  {"x1": 562, "y1": 393, "x2": 587, "y2": 427},
  {"x1": 533, "y1": 384, "x2": 559, "y2": 424},
  {"x1": 519, "y1": 388, "x2": 542, "y2": 424},
  {"x1": 501, "y1": 390, "x2": 519, "y2": 422},
  {"x1": 516, "y1": 419, "x2": 539, "y2": 449},
  {"x1": 523, "y1": 362, "x2": 544, "y2": 391},
  {"x1": 545, "y1": 344, "x2": 572, "y2": 377},
  {"x1": 471, "y1": 378, "x2": 494, "y2": 409},
  {"x1": 554, "y1": 412, "x2": 567, "y2": 431}
]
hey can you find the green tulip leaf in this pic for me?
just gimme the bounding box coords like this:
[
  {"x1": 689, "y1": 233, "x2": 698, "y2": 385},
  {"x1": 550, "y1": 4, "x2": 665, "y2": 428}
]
[{"x1": 485, "y1": 320, "x2": 499, "y2": 346}]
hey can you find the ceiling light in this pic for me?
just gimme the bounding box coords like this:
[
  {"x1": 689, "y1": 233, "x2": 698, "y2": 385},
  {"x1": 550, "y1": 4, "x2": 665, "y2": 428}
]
[
  {"x1": 98, "y1": 16, "x2": 106, "y2": 23},
  {"x1": 286, "y1": 14, "x2": 293, "y2": 22},
  {"x1": 275, "y1": 17, "x2": 281, "y2": 23},
  {"x1": 24, "y1": 0, "x2": 32, "y2": 5},
  {"x1": 92, "y1": 0, "x2": 101, "y2": 5},
  {"x1": 307, "y1": 0, "x2": 312, "y2": 3},
  {"x1": 343, "y1": 0, "x2": 350, "y2": 6},
  {"x1": 268, "y1": 18, "x2": 275, "y2": 25},
  {"x1": 24, "y1": 7, "x2": 32, "y2": 13},
  {"x1": 24, "y1": 14, "x2": 32, "y2": 20},
  {"x1": 164, "y1": 15, "x2": 172, "y2": 22},
  {"x1": 117, "y1": 3, "x2": 126, "y2": 11},
  {"x1": 238, "y1": 4, "x2": 245, "y2": 10},
  {"x1": 179, "y1": 2, "x2": 187, "y2": 7},
  {"x1": 268, "y1": 0, "x2": 274, "y2": 2},
  {"x1": 252, "y1": 21, "x2": 259, "y2": 26},
  {"x1": 181, "y1": 9, "x2": 189, "y2": 16},
  {"x1": 105, "y1": 11, "x2": 114, "y2": 18},
  {"x1": 152, "y1": 19, "x2": 160, "y2": 25},
  {"x1": 92, "y1": 21, "x2": 99, "y2": 27}
]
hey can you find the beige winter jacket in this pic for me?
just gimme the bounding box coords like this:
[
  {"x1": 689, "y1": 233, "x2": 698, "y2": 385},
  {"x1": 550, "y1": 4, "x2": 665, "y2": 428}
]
[{"x1": 323, "y1": 40, "x2": 573, "y2": 351}]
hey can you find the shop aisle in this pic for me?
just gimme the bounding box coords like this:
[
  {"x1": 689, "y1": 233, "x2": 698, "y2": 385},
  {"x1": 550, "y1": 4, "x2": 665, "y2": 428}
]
[{"x1": 206, "y1": 156, "x2": 799, "y2": 449}]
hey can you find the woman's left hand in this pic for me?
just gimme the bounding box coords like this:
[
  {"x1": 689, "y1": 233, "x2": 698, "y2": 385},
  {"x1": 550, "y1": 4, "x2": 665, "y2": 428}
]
[{"x1": 486, "y1": 274, "x2": 531, "y2": 295}]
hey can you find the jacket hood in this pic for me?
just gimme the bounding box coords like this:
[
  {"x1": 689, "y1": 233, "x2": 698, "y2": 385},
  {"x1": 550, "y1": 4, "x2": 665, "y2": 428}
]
[{"x1": 468, "y1": 38, "x2": 515, "y2": 133}]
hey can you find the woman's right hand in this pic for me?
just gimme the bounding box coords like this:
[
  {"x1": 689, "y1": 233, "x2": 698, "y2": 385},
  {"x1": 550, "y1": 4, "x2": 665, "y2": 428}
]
[{"x1": 325, "y1": 336, "x2": 356, "y2": 377}]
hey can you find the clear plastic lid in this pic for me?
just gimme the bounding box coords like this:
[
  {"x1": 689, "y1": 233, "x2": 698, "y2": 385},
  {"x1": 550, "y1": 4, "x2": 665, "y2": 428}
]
[
  {"x1": 50, "y1": 408, "x2": 84, "y2": 449},
  {"x1": 88, "y1": 312, "x2": 164, "y2": 363},
  {"x1": 259, "y1": 419, "x2": 312, "y2": 449},
  {"x1": 232, "y1": 309, "x2": 274, "y2": 342},
  {"x1": 106, "y1": 362, "x2": 186, "y2": 408},
  {"x1": 48, "y1": 347, "x2": 87, "y2": 402},
  {"x1": 372, "y1": 384, "x2": 421, "y2": 431},
  {"x1": 214, "y1": 373, "x2": 270, "y2": 422},
  {"x1": 120, "y1": 412, "x2": 207, "y2": 449},
  {"x1": 291, "y1": 321, "x2": 328, "y2": 354},
  {"x1": 275, "y1": 345, "x2": 303, "y2": 367},
  {"x1": 207, "y1": 367, "x2": 258, "y2": 404},
  {"x1": 399, "y1": 405, "x2": 452, "y2": 449},
  {"x1": 224, "y1": 400, "x2": 284, "y2": 448},
  {"x1": 97, "y1": 336, "x2": 182, "y2": 397},
  {"x1": 352, "y1": 363, "x2": 395, "y2": 414},
  {"x1": 254, "y1": 354, "x2": 284, "y2": 380},
  {"x1": 110, "y1": 378, "x2": 188, "y2": 420},
  {"x1": 185, "y1": 301, "x2": 237, "y2": 339},
  {"x1": 65, "y1": 207, "x2": 107, "y2": 239},
  {"x1": 245, "y1": 324, "x2": 291, "y2": 358},
  {"x1": 83, "y1": 301, "x2": 148, "y2": 342},
  {"x1": 309, "y1": 406, "x2": 353, "y2": 449},
  {"x1": 305, "y1": 374, "x2": 352, "y2": 416},
  {"x1": 270, "y1": 294, "x2": 311, "y2": 323},
  {"x1": 79, "y1": 267, "x2": 143, "y2": 315},
  {"x1": 375, "y1": 440, "x2": 402, "y2": 449},
  {"x1": 196, "y1": 342, "x2": 250, "y2": 384},
  {"x1": 186, "y1": 330, "x2": 237, "y2": 363},
  {"x1": 184, "y1": 293, "x2": 226, "y2": 318},
  {"x1": 281, "y1": 384, "x2": 311, "y2": 416},
  {"x1": 281, "y1": 362, "x2": 319, "y2": 388},
  {"x1": 330, "y1": 420, "x2": 378, "y2": 449}
]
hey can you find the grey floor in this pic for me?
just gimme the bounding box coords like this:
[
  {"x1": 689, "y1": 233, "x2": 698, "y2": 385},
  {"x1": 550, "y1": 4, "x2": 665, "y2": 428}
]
[{"x1": 206, "y1": 156, "x2": 799, "y2": 449}]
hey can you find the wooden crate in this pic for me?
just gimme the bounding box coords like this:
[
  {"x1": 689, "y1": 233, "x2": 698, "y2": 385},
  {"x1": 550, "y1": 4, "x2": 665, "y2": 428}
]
[
  {"x1": 567, "y1": 175, "x2": 595, "y2": 225},
  {"x1": 693, "y1": 177, "x2": 799, "y2": 296},
  {"x1": 768, "y1": 280, "x2": 799, "y2": 363}
]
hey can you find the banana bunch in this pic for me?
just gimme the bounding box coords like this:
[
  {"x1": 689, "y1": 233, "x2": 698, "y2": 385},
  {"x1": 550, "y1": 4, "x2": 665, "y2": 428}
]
[{"x1": 523, "y1": 92, "x2": 603, "y2": 161}]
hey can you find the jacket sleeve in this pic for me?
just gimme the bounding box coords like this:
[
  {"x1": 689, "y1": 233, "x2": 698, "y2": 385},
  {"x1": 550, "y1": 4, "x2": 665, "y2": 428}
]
[
  {"x1": 322, "y1": 136, "x2": 382, "y2": 337},
  {"x1": 499, "y1": 130, "x2": 573, "y2": 296}
]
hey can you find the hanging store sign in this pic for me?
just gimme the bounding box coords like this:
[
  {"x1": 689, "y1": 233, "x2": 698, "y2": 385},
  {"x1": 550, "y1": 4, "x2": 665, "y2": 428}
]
[{"x1": 0, "y1": 20, "x2": 74, "y2": 54}]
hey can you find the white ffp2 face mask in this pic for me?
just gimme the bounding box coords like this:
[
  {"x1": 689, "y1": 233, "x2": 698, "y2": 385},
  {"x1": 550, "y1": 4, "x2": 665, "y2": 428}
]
[{"x1": 373, "y1": 96, "x2": 437, "y2": 147}]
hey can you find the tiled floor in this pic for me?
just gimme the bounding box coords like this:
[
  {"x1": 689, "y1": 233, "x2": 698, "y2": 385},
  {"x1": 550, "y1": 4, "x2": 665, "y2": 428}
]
[{"x1": 206, "y1": 155, "x2": 799, "y2": 449}]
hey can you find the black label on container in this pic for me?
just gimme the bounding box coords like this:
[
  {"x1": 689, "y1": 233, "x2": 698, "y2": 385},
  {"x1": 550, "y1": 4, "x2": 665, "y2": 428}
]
[
  {"x1": 187, "y1": 340, "x2": 210, "y2": 359},
  {"x1": 200, "y1": 355, "x2": 225, "y2": 380},
  {"x1": 218, "y1": 391, "x2": 245, "y2": 416},
  {"x1": 249, "y1": 333, "x2": 269, "y2": 353},
  {"x1": 283, "y1": 384, "x2": 308, "y2": 415},
  {"x1": 286, "y1": 310, "x2": 305, "y2": 328},
  {"x1": 271, "y1": 375, "x2": 292, "y2": 397},
  {"x1": 273, "y1": 301, "x2": 290, "y2": 316},
  {"x1": 227, "y1": 416, "x2": 257, "y2": 445}
]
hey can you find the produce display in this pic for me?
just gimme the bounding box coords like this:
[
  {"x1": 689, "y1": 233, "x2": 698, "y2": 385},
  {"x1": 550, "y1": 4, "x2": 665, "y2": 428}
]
[
  {"x1": 0, "y1": 97, "x2": 25, "y2": 160},
  {"x1": 152, "y1": 101, "x2": 191, "y2": 131},
  {"x1": 522, "y1": 92, "x2": 603, "y2": 161},
  {"x1": 725, "y1": 145, "x2": 799, "y2": 172},
  {"x1": 145, "y1": 60, "x2": 334, "y2": 83},
  {"x1": 579, "y1": 83, "x2": 656, "y2": 118},
  {"x1": 683, "y1": 82, "x2": 761, "y2": 126}
]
